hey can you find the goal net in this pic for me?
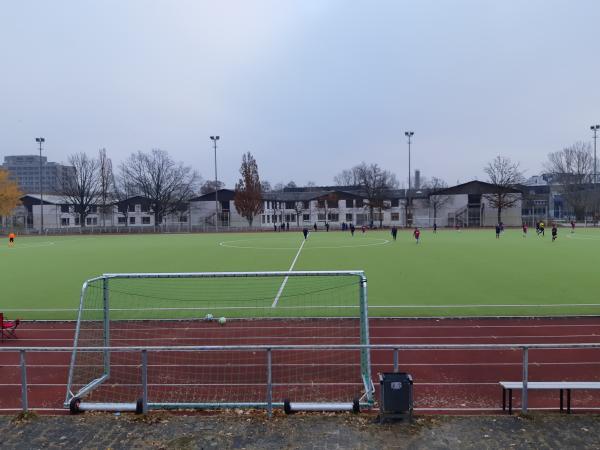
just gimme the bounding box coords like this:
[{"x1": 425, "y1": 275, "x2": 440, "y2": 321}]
[{"x1": 64, "y1": 271, "x2": 373, "y2": 412}]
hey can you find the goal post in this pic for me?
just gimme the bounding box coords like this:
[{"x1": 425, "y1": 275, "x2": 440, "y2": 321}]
[{"x1": 65, "y1": 271, "x2": 373, "y2": 413}]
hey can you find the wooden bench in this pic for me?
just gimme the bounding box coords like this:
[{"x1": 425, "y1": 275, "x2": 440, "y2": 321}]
[{"x1": 500, "y1": 381, "x2": 600, "y2": 414}]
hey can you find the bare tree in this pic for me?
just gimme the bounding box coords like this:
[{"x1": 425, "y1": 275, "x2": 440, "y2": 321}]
[
  {"x1": 97, "y1": 148, "x2": 114, "y2": 228},
  {"x1": 234, "y1": 152, "x2": 263, "y2": 226},
  {"x1": 424, "y1": 177, "x2": 450, "y2": 225},
  {"x1": 285, "y1": 181, "x2": 297, "y2": 189},
  {"x1": 334, "y1": 168, "x2": 361, "y2": 186},
  {"x1": 294, "y1": 201, "x2": 306, "y2": 226},
  {"x1": 353, "y1": 162, "x2": 398, "y2": 227},
  {"x1": 546, "y1": 142, "x2": 594, "y2": 220},
  {"x1": 260, "y1": 180, "x2": 272, "y2": 192},
  {"x1": 62, "y1": 153, "x2": 101, "y2": 227},
  {"x1": 484, "y1": 156, "x2": 524, "y2": 223},
  {"x1": 200, "y1": 180, "x2": 224, "y2": 195},
  {"x1": 113, "y1": 170, "x2": 139, "y2": 226},
  {"x1": 120, "y1": 149, "x2": 199, "y2": 227},
  {"x1": 272, "y1": 182, "x2": 285, "y2": 192},
  {"x1": 305, "y1": 181, "x2": 317, "y2": 188}
]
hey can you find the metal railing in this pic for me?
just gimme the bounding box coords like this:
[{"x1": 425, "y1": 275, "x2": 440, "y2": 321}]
[{"x1": 2, "y1": 343, "x2": 600, "y2": 415}]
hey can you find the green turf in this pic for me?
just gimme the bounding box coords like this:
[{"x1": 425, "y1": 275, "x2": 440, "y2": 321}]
[{"x1": 1, "y1": 228, "x2": 599, "y2": 319}]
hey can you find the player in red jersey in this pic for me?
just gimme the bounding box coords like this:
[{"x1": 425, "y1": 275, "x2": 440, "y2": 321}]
[
  {"x1": 522, "y1": 223, "x2": 527, "y2": 238},
  {"x1": 413, "y1": 227, "x2": 421, "y2": 244},
  {"x1": 571, "y1": 220, "x2": 575, "y2": 233}
]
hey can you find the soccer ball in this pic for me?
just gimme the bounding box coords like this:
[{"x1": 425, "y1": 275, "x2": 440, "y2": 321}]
[
  {"x1": 218, "y1": 317, "x2": 226, "y2": 326},
  {"x1": 204, "y1": 313, "x2": 214, "y2": 321}
]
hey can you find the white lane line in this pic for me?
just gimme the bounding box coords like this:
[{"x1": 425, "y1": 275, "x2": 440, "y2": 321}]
[{"x1": 272, "y1": 239, "x2": 307, "y2": 308}]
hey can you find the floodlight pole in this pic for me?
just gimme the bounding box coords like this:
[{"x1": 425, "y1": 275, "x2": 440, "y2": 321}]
[
  {"x1": 210, "y1": 136, "x2": 220, "y2": 232},
  {"x1": 592, "y1": 125, "x2": 599, "y2": 184},
  {"x1": 592, "y1": 125, "x2": 600, "y2": 224},
  {"x1": 404, "y1": 131, "x2": 414, "y2": 227},
  {"x1": 35, "y1": 137, "x2": 45, "y2": 234}
]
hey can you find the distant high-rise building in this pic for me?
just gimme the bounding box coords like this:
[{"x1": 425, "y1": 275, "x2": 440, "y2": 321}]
[
  {"x1": 414, "y1": 170, "x2": 421, "y2": 189},
  {"x1": 2, "y1": 155, "x2": 74, "y2": 194}
]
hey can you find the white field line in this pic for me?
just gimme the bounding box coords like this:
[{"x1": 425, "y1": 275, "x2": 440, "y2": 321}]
[
  {"x1": 6, "y1": 361, "x2": 600, "y2": 369},
  {"x1": 6, "y1": 302, "x2": 600, "y2": 314},
  {"x1": 369, "y1": 303, "x2": 600, "y2": 308},
  {"x1": 272, "y1": 238, "x2": 306, "y2": 308},
  {"x1": 9, "y1": 333, "x2": 600, "y2": 342},
  {"x1": 14, "y1": 323, "x2": 600, "y2": 332}
]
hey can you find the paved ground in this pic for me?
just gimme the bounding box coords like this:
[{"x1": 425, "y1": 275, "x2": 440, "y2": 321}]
[{"x1": 1, "y1": 412, "x2": 600, "y2": 449}]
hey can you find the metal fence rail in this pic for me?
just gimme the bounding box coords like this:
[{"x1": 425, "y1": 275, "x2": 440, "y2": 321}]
[{"x1": 2, "y1": 343, "x2": 600, "y2": 414}]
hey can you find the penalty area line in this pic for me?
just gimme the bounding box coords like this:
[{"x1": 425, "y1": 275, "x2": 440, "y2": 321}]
[{"x1": 272, "y1": 239, "x2": 307, "y2": 308}]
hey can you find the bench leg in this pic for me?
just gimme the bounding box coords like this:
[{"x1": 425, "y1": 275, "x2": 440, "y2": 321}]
[
  {"x1": 567, "y1": 389, "x2": 571, "y2": 414},
  {"x1": 502, "y1": 388, "x2": 506, "y2": 411},
  {"x1": 560, "y1": 389, "x2": 563, "y2": 412},
  {"x1": 509, "y1": 389, "x2": 512, "y2": 414}
]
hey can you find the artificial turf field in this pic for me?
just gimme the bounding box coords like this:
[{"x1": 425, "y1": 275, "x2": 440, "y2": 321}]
[{"x1": 1, "y1": 227, "x2": 599, "y2": 319}]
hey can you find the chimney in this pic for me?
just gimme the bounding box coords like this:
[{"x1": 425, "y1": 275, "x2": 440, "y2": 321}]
[{"x1": 414, "y1": 170, "x2": 421, "y2": 189}]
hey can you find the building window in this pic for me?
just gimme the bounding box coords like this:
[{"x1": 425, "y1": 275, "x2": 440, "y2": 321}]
[
  {"x1": 130, "y1": 217, "x2": 136, "y2": 225},
  {"x1": 89, "y1": 206, "x2": 97, "y2": 214},
  {"x1": 303, "y1": 201, "x2": 310, "y2": 209},
  {"x1": 303, "y1": 214, "x2": 310, "y2": 222},
  {"x1": 180, "y1": 215, "x2": 188, "y2": 223},
  {"x1": 261, "y1": 215, "x2": 266, "y2": 224},
  {"x1": 118, "y1": 217, "x2": 126, "y2": 224},
  {"x1": 346, "y1": 213, "x2": 353, "y2": 222},
  {"x1": 86, "y1": 217, "x2": 98, "y2": 226},
  {"x1": 356, "y1": 199, "x2": 364, "y2": 208},
  {"x1": 317, "y1": 200, "x2": 326, "y2": 209},
  {"x1": 328, "y1": 213, "x2": 339, "y2": 222},
  {"x1": 391, "y1": 199, "x2": 400, "y2": 207},
  {"x1": 74, "y1": 217, "x2": 80, "y2": 226},
  {"x1": 272, "y1": 215, "x2": 278, "y2": 223},
  {"x1": 140, "y1": 217, "x2": 149, "y2": 224},
  {"x1": 318, "y1": 213, "x2": 326, "y2": 221},
  {"x1": 285, "y1": 201, "x2": 295, "y2": 210},
  {"x1": 61, "y1": 218, "x2": 70, "y2": 226},
  {"x1": 328, "y1": 200, "x2": 338, "y2": 208},
  {"x1": 60, "y1": 204, "x2": 69, "y2": 213},
  {"x1": 141, "y1": 203, "x2": 149, "y2": 212},
  {"x1": 391, "y1": 213, "x2": 400, "y2": 221}
]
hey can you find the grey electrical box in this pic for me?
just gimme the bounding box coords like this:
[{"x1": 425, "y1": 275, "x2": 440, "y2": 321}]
[{"x1": 378, "y1": 372, "x2": 413, "y2": 422}]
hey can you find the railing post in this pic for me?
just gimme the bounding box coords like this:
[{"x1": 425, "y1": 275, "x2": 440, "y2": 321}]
[
  {"x1": 20, "y1": 350, "x2": 28, "y2": 412},
  {"x1": 393, "y1": 348, "x2": 399, "y2": 372},
  {"x1": 141, "y1": 349, "x2": 148, "y2": 414},
  {"x1": 267, "y1": 348, "x2": 273, "y2": 418},
  {"x1": 522, "y1": 347, "x2": 529, "y2": 413}
]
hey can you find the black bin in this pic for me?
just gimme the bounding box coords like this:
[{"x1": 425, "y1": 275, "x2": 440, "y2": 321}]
[{"x1": 378, "y1": 372, "x2": 413, "y2": 422}]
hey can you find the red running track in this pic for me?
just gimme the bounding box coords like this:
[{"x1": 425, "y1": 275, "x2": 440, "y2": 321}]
[{"x1": 1, "y1": 317, "x2": 599, "y2": 414}]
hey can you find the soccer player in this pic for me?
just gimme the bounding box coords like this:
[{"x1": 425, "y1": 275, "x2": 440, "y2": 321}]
[
  {"x1": 522, "y1": 223, "x2": 528, "y2": 237},
  {"x1": 361, "y1": 225, "x2": 366, "y2": 235},
  {"x1": 552, "y1": 223, "x2": 558, "y2": 242},
  {"x1": 350, "y1": 224, "x2": 355, "y2": 236},
  {"x1": 535, "y1": 221, "x2": 540, "y2": 235},
  {"x1": 8, "y1": 232, "x2": 15, "y2": 247},
  {"x1": 325, "y1": 223, "x2": 330, "y2": 232},
  {"x1": 571, "y1": 220, "x2": 575, "y2": 233},
  {"x1": 495, "y1": 223, "x2": 501, "y2": 239},
  {"x1": 433, "y1": 222, "x2": 437, "y2": 233},
  {"x1": 539, "y1": 221, "x2": 545, "y2": 237},
  {"x1": 413, "y1": 227, "x2": 420, "y2": 244},
  {"x1": 391, "y1": 226, "x2": 397, "y2": 241},
  {"x1": 302, "y1": 228, "x2": 309, "y2": 240},
  {"x1": 313, "y1": 223, "x2": 317, "y2": 232}
]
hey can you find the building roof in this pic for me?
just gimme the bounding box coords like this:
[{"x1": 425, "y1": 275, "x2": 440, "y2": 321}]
[
  {"x1": 436, "y1": 180, "x2": 521, "y2": 196},
  {"x1": 190, "y1": 189, "x2": 236, "y2": 202}
]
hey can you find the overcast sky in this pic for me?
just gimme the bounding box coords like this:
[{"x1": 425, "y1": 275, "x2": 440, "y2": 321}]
[{"x1": 1, "y1": 0, "x2": 599, "y2": 188}]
